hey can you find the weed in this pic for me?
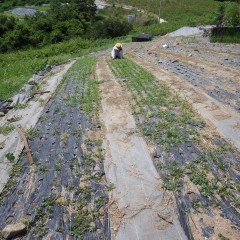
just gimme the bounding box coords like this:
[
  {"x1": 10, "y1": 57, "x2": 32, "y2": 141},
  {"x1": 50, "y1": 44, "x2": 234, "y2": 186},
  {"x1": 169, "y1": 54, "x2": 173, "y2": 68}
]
[
  {"x1": 217, "y1": 183, "x2": 232, "y2": 198},
  {"x1": 55, "y1": 164, "x2": 62, "y2": 172},
  {"x1": 37, "y1": 164, "x2": 49, "y2": 174},
  {"x1": 33, "y1": 196, "x2": 56, "y2": 237},
  {"x1": 163, "y1": 181, "x2": 181, "y2": 192},
  {"x1": 108, "y1": 183, "x2": 115, "y2": 191},
  {"x1": 0, "y1": 179, "x2": 17, "y2": 205},
  {"x1": 25, "y1": 127, "x2": 39, "y2": 140},
  {"x1": 5, "y1": 152, "x2": 15, "y2": 162},
  {"x1": 54, "y1": 127, "x2": 60, "y2": 135},
  {"x1": 60, "y1": 132, "x2": 70, "y2": 145},
  {"x1": 109, "y1": 58, "x2": 240, "y2": 209},
  {"x1": 60, "y1": 111, "x2": 66, "y2": 117},
  {"x1": 0, "y1": 123, "x2": 14, "y2": 135},
  {"x1": 11, "y1": 163, "x2": 22, "y2": 177},
  {"x1": 95, "y1": 196, "x2": 106, "y2": 209},
  {"x1": 73, "y1": 127, "x2": 81, "y2": 136},
  {"x1": 12, "y1": 103, "x2": 28, "y2": 110}
]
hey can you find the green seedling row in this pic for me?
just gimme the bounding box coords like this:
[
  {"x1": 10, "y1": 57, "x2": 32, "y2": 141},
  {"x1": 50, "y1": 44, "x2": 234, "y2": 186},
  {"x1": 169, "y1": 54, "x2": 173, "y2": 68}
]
[
  {"x1": 108, "y1": 58, "x2": 240, "y2": 211},
  {"x1": 0, "y1": 57, "x2": 109, "y2": 239}
]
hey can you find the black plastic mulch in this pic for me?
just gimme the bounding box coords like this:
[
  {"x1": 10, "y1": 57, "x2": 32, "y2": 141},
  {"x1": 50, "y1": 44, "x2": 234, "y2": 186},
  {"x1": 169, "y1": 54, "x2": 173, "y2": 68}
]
[
  {"x1": 109, "y1": 58, "x2": 240, "y2": 240},
  {"x1": 0, "y1": 59, "x2": 110, "y2": 240}
]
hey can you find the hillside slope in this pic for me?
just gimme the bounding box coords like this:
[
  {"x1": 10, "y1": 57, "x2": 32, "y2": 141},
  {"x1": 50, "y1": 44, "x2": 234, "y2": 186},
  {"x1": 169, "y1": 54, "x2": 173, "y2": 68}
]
[{"x1": 0, "y1": 31, "x2": 240, "y2": 239}]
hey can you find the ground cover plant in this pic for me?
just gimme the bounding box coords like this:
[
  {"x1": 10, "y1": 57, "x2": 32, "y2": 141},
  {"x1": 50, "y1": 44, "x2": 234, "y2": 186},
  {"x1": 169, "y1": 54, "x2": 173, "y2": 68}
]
[
  {"x1": 0, "y1": 57, "x2": 110, "y2": 239},
  {"x1": 108, "y1": 58, "x2": 240, "y2": 239}
]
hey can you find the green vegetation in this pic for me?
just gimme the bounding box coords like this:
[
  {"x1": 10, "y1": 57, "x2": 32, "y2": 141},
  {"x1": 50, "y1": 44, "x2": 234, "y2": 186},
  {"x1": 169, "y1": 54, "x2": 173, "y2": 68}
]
[
  {"x1": 13, "y1": 103, "x2": 28, "y2": 109},
  {"x1": 53, "y1": 57, "x2": 107, "y2": 238},
  {"x1": 63, "y1": 57, "x2": 99, "y2": 117},
  {"x1": 0, "y1": 35, "x2": 130, "y2": 100},
  {"x1": 108, "y1": 0, "x2": 220, "y2": 35},
  {"x1": 33, "y1": 196, "x2": 57, "y2": 237},
  {"x1": 0, "y1": 57, "x2": 107, "y2": 237},
  {"x1": 0, "y1": 123, "x2": 15, "y2": 135},
  {"x1": 108, "y1": 58, "x2": 240, "y2": 208},
  {"x1": 0, "y1": 0, "x2": 239, "y2": 100},
  {"x1": 0, "y1": 160, "x2": 22, "y2": 206},
  {"x1": 0, "y1": 1, "x2": 97, "y2": 52},
  {"x1": 218, "y1": 233, "x2": 230, "y2": 240},
  {"x1": 0, "y1": 0, "x2": 52, "y2": 12},
  {"x1": 210, "y1": 33, "x2": 240, "y2": 43},
  {"x1": 5, "y1": 152, "x2": 15, "y2": 161},
  {"x1": 213, "y1": 1, "x2": 240, "y2": 26},
  {"x1": 210, "y1": 1, "x2": 240, "y2": 43},
  {"x1": 25, "y1": 127, "x2": 39, "y2": 140},
  {"x1": 0, "y1": 0, "x2": 132, "y2": 53},
  {"x1": 109, "y1": 59, "x2": 201, "y2": 151}
]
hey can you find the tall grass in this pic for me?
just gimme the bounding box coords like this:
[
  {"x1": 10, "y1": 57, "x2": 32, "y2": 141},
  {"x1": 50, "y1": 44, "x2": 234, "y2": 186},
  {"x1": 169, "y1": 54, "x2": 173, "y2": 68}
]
[{"x1": 0, "y1": 36, "x2": 130, "y2": 100}]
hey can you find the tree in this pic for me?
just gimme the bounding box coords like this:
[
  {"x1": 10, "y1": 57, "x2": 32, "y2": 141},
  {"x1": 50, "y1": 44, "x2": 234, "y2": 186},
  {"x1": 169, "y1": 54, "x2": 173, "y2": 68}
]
[
  {"x1": 69, "y1": 0, "x2": 96, "y2": 20},
  {"x1": 0, "y1": 16, "x2": 16, "y2": 37},
  {"x1": 214, "y1": 2, "x2": 240, "y2": 27},
  {"x1": 87, "y1": 17, "x2": 133, "y2": 38}
]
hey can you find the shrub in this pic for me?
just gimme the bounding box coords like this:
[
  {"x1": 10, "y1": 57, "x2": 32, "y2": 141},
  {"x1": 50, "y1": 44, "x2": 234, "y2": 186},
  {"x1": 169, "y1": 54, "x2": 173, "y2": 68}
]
[
  {"x1": 224, "y1": 2, "x2": 240, "y2": 26},
  {"x1": 88, "y1": 17, "x2": 133, "y2": 38},
  {"x1": 213, "y1": 2, "x2": 240, "y2": 26}
]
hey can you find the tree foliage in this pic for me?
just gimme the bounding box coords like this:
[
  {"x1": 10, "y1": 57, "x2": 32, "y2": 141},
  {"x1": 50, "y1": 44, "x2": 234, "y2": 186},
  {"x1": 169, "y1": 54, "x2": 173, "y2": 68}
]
[
  {"x1": 213, "y1": 1, "x2": 240, "y2": 26},
  {"x1": 87, "y1": 17, "x2": 133, "y2": 39},
  {"x1": 0, "y1": 0, "x2": 93, "y2": 52},
  {"x1": 0, "y1": 0, "x2": 52, "y2": 12},
  {"x1": 0, "y1": 0, "x2": 133, "y2": 53}
]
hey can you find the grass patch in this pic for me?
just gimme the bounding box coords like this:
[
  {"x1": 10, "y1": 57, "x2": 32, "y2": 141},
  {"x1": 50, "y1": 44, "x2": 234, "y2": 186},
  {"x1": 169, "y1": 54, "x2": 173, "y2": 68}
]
[
  {"x1": 0, "y1": 12, "x2": 24, "y2": 19},
  {"x1": 0, "y1": 36, "x2": 131, "y2": 100},
  {"x1": 108, "y1": 0, "x2": 220, "y2": 35},
  {"x1": 30, "y1": 5, "x2": 50, "y2": 12}
]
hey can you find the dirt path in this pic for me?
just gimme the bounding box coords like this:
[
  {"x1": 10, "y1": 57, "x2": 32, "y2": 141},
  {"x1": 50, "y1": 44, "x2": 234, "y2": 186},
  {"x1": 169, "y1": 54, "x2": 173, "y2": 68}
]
[{"x1": 96, "y1": 57, "x2": 187, "y2": 239}]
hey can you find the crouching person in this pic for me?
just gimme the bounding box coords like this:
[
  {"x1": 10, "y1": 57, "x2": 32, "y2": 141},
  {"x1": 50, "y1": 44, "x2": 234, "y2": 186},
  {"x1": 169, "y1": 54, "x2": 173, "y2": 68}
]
[{"x1": 111, "y1": 43, "x2": 124, "y2": 59}]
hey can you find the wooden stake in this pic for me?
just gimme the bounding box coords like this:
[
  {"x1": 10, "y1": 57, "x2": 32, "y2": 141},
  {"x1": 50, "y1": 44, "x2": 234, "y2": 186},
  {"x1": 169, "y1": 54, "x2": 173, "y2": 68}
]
[{"x1": 16, "y1": 126, "x2": 34, "y2": 165}]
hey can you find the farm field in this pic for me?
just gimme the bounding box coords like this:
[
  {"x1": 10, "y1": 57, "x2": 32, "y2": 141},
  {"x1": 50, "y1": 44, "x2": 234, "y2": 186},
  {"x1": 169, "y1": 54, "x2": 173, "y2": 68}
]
[{"x1": 0, "y1": 30, "x2": 239, "y2": 239}]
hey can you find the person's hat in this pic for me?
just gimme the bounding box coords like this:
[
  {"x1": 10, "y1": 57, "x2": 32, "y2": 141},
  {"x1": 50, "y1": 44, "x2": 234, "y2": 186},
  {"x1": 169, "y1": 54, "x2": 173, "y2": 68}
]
[{"x1": 115, "y1": 43, "x2": 122, "y2": 50}]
